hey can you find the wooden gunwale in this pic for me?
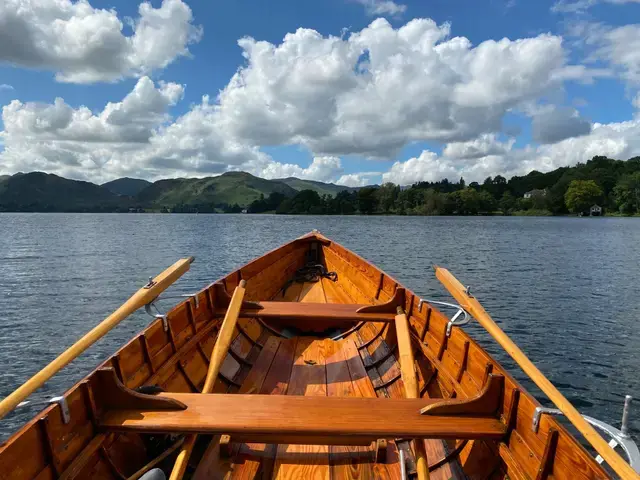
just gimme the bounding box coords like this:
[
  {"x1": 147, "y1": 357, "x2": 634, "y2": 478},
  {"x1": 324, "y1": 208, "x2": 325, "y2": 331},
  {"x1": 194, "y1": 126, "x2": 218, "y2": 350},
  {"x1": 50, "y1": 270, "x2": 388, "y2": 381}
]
[
  {"x1": 319, "y1": 233, "x2": 612, "y2": 480},
  {"x1": 0, "y1": 232, "x2": 616, "y2": 480}
]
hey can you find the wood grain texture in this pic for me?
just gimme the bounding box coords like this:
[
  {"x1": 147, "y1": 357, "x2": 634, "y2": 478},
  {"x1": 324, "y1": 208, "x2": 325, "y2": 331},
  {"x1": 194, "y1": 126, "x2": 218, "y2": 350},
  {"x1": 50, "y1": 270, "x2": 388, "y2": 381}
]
[
  {"x1": 435, "y1": 266, "x2": 628, "y2": 480},
  {"x1": 395, "y1": 309, "x2": 430, "y2": 480},
  {"x1": 99, "y1": 393, "x2": 506, "y2": 440},
  {"x1": 272, "y1": 337, "x2": 330, "y2": 480},
  {"x1": 0, "y1": 232, "x2": 616, "y2": 480},
  {"x1": 227, "y1": 336, "x2": 282, "y2": 479},
  {"x1": 169, "y1": 280, "x2": 247, "y2": 480},
  {"x1": 326, "y1": 340, "x2": 374, "y2": 479},
  {"x1": 298, "y1": 281, "x2": 327, "y2": 303},
  {"x1": 224, "y1": 301, "x2": 396, "y2": 323}
]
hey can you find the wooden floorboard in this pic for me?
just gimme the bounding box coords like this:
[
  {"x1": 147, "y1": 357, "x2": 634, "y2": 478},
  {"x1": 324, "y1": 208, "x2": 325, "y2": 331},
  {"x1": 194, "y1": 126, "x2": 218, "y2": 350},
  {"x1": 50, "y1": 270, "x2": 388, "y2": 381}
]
[
  {"x1": 343, "y1": 339, "x2": 402, "y2": 480},
  {"x1": 356, "y1": 308, "x2": 466, "y2": 480},
  {"x1": 227, "y1": 337, "x2": 282, "y2": 479},
  {"x1": 272, "y1": 337, "x2": 330, "y2": 479},
  {"x1": 327, "y1": 339, "x2": 375, "y2": 479},
  {"x1": 321, "y1": 277, "x2": 352, "y2": 304},
  {"x1": 193, "y1": 270, "x2": 466, "y2": 479},
  {"x1": 298, "y1": 281, "x2": 326, "y2": 303}
]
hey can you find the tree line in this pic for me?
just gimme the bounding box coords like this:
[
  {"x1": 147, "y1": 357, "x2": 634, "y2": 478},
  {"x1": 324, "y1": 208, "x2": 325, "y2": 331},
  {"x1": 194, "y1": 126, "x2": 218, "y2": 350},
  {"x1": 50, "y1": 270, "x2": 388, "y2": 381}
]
[{"x1": 248, "y1": 155, "x2": 640, "y2": 215}]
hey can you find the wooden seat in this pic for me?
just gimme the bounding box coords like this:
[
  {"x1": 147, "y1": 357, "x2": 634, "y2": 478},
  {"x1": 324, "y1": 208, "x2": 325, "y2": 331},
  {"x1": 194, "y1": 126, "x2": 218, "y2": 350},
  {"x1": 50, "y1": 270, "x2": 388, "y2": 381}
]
[
  {"x1": 211, "y1": 282, "x2": 407, "y2": 326},
  {"x1": 100, "y1": 392, "x2": 505, "y2": 441},
  {"x1": 218, "y1": 301, "x2": 397, "y2": 324},
  {"x1": 92, "y1": 366, "x2": 506, "y2": 446}
]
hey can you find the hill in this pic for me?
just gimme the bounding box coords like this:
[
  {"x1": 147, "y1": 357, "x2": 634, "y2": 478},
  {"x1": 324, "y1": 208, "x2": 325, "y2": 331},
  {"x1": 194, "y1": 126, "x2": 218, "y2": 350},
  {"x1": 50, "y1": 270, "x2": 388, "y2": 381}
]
[
  {"x1": 0, "y1": 172, "x2": 126, "y2": 212},
  {"x1": 102, "y1": 177, "x2": 151, "y2": 196},
  {"x1": 277, "y1": 177, "x2": 355, "y2": 197},
  {"x1": 135, "y1": 171, "x2": 298, "y2": 211},
  {"x1": 3, "y1": 156, "x2": 639, "y2": 215}
]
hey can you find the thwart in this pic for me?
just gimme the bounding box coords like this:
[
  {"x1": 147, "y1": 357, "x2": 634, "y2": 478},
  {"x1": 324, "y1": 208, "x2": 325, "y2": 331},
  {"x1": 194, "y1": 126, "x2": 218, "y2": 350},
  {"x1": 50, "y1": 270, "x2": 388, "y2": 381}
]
[{"x1": 0, "y1": 231, "x2": 637, "y2": 480}]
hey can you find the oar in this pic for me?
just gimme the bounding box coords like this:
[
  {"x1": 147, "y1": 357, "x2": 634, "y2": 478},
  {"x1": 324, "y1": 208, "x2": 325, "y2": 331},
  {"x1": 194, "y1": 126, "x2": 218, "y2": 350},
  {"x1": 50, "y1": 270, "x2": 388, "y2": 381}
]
[
  {"x1": 169, "y1": 279, "x2": 247, "y2": 480},
  {"x1": 395, "y1": 307, "x2": 430, "y2": 480},
  {"x1": 434, "y1": 266, "x2": 640, "y2": 480},
  {"x1": 0, "y1": 257, "x2": 194, "y2": 421}
]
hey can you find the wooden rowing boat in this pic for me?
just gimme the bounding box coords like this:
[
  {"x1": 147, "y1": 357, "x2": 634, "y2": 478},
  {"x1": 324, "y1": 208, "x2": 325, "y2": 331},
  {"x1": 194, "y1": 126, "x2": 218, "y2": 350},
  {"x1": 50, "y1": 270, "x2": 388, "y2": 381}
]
[{"x1": 0, "y1": 231, "x2": 637, "y2": 479}]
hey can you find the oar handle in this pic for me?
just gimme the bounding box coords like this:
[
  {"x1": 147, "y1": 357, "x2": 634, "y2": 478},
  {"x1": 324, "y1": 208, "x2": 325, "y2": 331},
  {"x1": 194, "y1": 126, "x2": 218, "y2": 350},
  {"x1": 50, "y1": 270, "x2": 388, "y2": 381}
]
[
  {"x1": 0, "y1": 257, "x2": 194, "y2": 421},
  {"x1": 395, "y1": 307, "x2": 430, "y2": 480},
  {"x1": 169, "y1": 279, "x2": 247, "y2": 480},
  {"x1": 434, "y1": 266, "x2": 639, "y2": 480}
]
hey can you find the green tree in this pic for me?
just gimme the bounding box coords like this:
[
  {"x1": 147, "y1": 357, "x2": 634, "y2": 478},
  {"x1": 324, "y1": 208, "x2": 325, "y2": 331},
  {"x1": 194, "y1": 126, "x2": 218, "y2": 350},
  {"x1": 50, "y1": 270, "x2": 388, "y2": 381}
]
[
  {"x1": 515, "y1": 197, "x2": 533, "y2": 211},
  {"x1": 530, "y1": 190, "x2": 548, "y2": 210},
  {"x1": 328, "y1": 190, "x2": 357, "y2": 214},
  {"x1": 417, "y1": 188, "x2": 446, "y2": 215},
  {"x1": 478, "y1": 190, "x2": 497, "y2": 213},
  {"x1": 564, "y1": 180, "x2": 603, "y2": 214},
  {"x1": 375, "y1": 183, "x2": 399, "y2": 213},
  {"x1": 357, "y1": 187, "x2": 378, "y2": 214},
  {"x1": 276, "y1": 190, "x2": 324, "y2": 214},
  {"x1": 613, "y1": 172, "x2": 640, "y2": 214},
  {"x1": 448, "y1": 188, "x2": 482, "y2": 215},
  {"x1": 499, "y1": 192, "x2": 516, "y2": 214}
]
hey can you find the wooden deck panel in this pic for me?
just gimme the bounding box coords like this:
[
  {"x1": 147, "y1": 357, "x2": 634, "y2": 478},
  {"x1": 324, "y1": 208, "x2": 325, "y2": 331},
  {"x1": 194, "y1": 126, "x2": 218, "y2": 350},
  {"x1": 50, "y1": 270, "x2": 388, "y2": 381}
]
[
  {"x1": 298, "y1": 280, "x2": 326, "y2": 303},
  {"x1": 326, "y1": 339, "x2": 375, "y2": 479},
  {"x1": 225, "y1": 337, "x2": 282, "y2": 479},
  {"x1": 320, "y1": 277, "x2": 352, "y2": 304},
  {"x1": 272, "y1": 336, "x2": 330, "y2": 479},
  {"x1": 356, "y1": 309, "x2": 466, "y2": 480}
]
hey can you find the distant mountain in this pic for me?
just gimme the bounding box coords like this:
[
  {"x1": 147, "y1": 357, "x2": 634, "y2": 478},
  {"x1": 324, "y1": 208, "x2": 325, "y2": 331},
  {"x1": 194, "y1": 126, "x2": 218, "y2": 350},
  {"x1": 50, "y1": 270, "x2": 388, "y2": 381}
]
[
  {"x1": 102, "y1": 177, "x2": 151, "y2": 196},
  {"x1": 0, "y1": 170, "x2": 362, "y2": 212},
  {"x1": 135, "y1": 171, "x2": 298, "y2": 209},
  {"x1": 0, "y1": 172, "x2": 126, "y2": 212},
  {"x1": 277, "y1": 177, "x2": 355, "y2": 197}
]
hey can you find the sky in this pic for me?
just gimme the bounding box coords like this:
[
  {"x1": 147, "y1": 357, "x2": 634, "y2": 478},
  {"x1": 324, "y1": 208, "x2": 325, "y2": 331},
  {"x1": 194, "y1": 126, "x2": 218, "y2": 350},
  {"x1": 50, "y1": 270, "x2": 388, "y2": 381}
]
[{"x1": 1, "y1": 0, "x2": 640, "y2": 186}]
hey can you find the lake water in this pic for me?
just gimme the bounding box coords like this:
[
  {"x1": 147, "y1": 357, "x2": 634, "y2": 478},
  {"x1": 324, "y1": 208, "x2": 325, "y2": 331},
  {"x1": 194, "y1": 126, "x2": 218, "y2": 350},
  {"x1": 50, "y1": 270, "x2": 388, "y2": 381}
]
[{"x1": 0, "y1": 213, "x2": 639, "y2": 446}]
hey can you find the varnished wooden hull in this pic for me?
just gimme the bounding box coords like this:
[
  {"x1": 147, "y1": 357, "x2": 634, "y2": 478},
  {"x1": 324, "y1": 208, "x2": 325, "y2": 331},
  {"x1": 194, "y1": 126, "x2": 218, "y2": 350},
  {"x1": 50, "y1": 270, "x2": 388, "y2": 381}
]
[{"x1": 0, "y1": 232, "x2": 611, "y2": 479}]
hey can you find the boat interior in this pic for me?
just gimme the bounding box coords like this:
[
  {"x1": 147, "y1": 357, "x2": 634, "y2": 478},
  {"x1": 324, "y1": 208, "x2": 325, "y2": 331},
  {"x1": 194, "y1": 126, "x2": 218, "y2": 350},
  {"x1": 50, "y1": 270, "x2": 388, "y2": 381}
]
[{"x1": 0, "y1": 232, "x2": 613, "y2": 479}]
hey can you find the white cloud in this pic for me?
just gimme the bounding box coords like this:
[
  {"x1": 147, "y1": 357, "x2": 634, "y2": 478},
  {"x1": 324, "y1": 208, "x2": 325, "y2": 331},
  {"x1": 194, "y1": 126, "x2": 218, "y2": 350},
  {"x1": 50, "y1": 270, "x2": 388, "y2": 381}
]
[
  {"x1": 532, "y1": 120, "x2": 640, "y2": 169},
  {"x1": 552, "y1": 0, "x2": 640, "y2": 13},
  {"x1": 216, "y1": 18, "x2": 596, "y2": 161},
  {"x1": 0, "y1": 0, "x2": 202, "y2": 83},
  {"x1": 0, "y1": 84, "x2": 13, "y2": 91},
  {"x1": 383, "y1": 135, "x2": 517, "y2": 184},
  {"x1": 531, "y1": 106, "x2": 591, "y2": 144},
  {"x1": 597, "y1": 24, "x2": 640, "y2": 86},
  {"x1": 354, "y1": 0, "x2": 407, "y2": 16},
  {"x1": 0, "y1": 77, "x2": 189, "y2": 179},
  {"x1": 337, "y1": 172, "x2": 381, "y2": 187},
  {"x1": 0, "y1": 79, "x2": 342, "y2": 183},
  {"x1": 3, "y1": 77, "x2": 183, "y2": 144},
  {"x1": 383, "y1": 151, "x2": 458, "y2": 184},
  {"x1": 257, "y1": 156, "x2": 344, "y2": 182},
  {"x1": 0, "y1": 16, "x2": 633, "y2": 187},
  {"x1": 381, "y1": 119, "x2": 640, "y2": 185},
  {"x1": 443, "y1": 134, "x2": 514, "y2": 159}
]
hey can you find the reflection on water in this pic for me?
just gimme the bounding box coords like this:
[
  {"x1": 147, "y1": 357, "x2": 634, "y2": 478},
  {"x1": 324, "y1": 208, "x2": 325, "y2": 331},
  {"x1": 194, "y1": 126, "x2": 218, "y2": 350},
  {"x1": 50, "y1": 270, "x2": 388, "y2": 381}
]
[{"x1": 0, "y1": 213, "x2": 639, "y2": 443}]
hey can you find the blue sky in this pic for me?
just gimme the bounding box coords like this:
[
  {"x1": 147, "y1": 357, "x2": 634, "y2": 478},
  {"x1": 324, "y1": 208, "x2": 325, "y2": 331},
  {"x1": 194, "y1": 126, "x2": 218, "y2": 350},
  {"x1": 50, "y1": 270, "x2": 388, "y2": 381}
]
[{"x1": 1, "y1": 0, "x2": 640, "y2": 186}]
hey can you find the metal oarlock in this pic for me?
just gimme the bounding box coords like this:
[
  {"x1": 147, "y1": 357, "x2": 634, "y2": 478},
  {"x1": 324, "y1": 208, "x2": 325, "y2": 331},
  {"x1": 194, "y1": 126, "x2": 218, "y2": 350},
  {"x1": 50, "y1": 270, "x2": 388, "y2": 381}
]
[
  {"x1": 16, "y1": 396, "x2": 71, "y2": 424},
  {"x1": 144, "y1": 293, "x2": 200, "y2": 331},
  {"x1": 418, "y1": 298, "x2": 470, "y2": 337},
  {"x1": 532, "y1": 396, "x2": 639, "y2": 473}
]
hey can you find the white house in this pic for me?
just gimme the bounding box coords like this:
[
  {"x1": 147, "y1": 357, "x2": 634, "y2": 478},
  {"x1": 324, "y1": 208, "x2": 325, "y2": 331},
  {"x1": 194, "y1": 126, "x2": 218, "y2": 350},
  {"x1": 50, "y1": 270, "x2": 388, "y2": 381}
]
[{"x1": 523, "y1": 189, "x2": 547, "y2": 199}]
